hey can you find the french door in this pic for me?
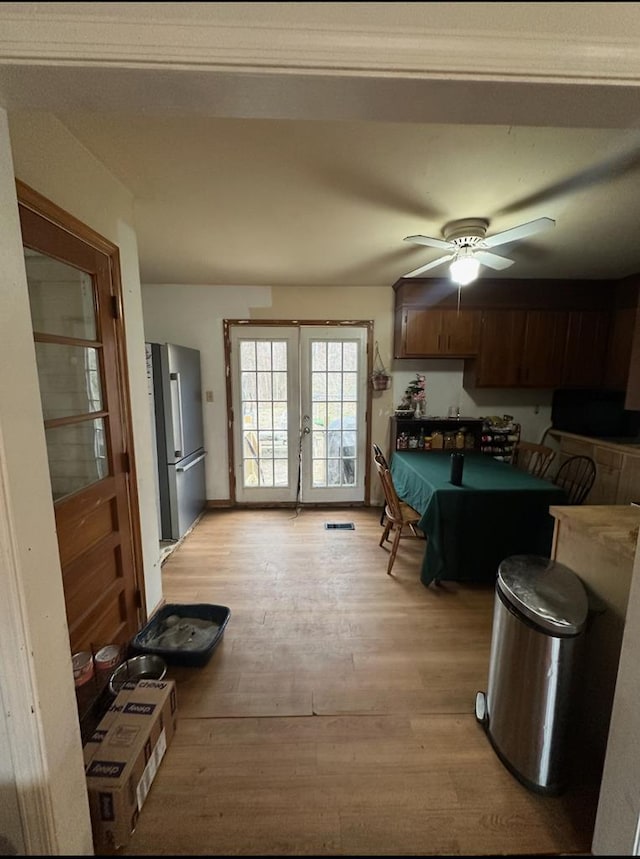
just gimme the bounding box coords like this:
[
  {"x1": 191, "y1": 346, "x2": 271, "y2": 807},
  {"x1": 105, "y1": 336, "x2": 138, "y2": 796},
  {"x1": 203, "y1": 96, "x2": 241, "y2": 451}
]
[{"x1": 228, "y1": 324, "x2": 368, "y2": 504}]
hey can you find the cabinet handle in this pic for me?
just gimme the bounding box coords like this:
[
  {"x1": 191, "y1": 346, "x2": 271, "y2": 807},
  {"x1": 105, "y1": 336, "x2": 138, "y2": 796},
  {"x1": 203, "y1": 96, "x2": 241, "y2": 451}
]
[{"x1": 437, "y1": 333, "x2": 442, "y2": 350}]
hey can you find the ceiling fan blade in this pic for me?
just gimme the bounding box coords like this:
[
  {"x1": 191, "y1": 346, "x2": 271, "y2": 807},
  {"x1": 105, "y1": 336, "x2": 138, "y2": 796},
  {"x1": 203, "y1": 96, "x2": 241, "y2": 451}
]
[
  {"x1": 403, "y1": 253, "x2": 455, "y2": 278},
  {"x1": 482, "y1": 217, "x2": 555, "y2": 248},
  {"x1": 474, "y1": 250, "x2": 515, "y2": 271},
  {"x1": 404, "y1": 234, "x2": 454, "y2": 251}
]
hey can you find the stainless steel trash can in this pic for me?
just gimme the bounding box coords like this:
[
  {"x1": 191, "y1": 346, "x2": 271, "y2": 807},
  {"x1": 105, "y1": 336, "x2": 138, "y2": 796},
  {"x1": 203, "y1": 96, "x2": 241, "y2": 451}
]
[{"x1": 475, "y1": 554, "x2": 589, "y2": 795}]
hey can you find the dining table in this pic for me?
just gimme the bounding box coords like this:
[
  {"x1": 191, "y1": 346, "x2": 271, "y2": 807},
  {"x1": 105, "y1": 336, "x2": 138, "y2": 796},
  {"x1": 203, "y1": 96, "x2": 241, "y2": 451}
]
[{"x1": 390, "y1": 450, "x2": 567, "y2": 587}]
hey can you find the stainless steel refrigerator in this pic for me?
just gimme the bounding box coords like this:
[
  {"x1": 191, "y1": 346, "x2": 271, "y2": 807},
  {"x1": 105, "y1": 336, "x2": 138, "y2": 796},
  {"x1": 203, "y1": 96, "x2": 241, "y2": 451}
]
[{"x1": 147, "y1": 342, "x2": 206, "y2": 541}]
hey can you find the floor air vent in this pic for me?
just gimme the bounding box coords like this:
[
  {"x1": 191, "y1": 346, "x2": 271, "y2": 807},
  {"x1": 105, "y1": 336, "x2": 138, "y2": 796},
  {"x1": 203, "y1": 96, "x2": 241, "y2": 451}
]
[{"x1": 324, "y1": 523, "x2": 355, "y2": 530}]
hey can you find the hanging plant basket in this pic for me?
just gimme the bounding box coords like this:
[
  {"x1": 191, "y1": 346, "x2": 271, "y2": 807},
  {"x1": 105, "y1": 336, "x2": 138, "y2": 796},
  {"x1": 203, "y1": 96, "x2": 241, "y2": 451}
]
[
  {"x1": 371, "y1": 372, "x2": 392, "y2": 391},
  {"x1": 370, "y1": 341, "x2": 392, "y2": 391}
]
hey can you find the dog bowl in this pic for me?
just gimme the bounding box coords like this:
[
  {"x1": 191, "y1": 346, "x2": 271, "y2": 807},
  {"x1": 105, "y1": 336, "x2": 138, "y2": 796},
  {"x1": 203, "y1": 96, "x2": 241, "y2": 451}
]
[{"x1": 108, "y1": 654, "x2": 167, "y2": 696}]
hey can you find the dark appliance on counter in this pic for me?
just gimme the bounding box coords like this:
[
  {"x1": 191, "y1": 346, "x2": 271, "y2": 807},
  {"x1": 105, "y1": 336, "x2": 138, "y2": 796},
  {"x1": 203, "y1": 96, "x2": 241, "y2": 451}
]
[
  {"x1": 551, "y1": 388, "x2": 640, "y2": 440},
  {"x1": 147, "y1": 342, "x2": 206, "y2": 541}
]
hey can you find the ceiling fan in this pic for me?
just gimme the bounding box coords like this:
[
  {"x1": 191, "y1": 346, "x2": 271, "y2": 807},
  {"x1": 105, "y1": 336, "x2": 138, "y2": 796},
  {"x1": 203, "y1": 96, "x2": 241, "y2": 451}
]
[{"x1": 402, "y1": 216, "x2": 555, "y2": 284}]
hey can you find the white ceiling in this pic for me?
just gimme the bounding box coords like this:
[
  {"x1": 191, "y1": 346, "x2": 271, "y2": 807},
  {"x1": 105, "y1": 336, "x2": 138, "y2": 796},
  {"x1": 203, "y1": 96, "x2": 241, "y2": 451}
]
[{"x1": 3, "y1": 3, "x2": 640, "y2": 287}]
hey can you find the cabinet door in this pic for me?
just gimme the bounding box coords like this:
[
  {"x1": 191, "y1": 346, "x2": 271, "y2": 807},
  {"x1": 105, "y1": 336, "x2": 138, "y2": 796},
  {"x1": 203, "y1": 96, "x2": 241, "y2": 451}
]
[
  {"x1": 605, "y1": 306, "x2": 637, "y2": 392},
  {"x1": 403, "y1": 309, "x2": 443, "y2": 355},
  {"x1": 591, "y1": 447, "x2": 622, "y2": 504},
  {"x1": 521, "y1": 310, "x2": 568, "y2": 387},
  {"x1": 474, "y1": 310, "x2": 526, "y2": 387},
  {"x1": 441, "y1": 309, "x2": 480, "y2": 355},
  {"x1": 615, "y1": 453, "x2": 640, "y2": 504},
  {"x1": 402, "y1": 308, "x2": 480, "y2": 356},
  {"x1": 562, "y1": 310, "x2": 609, "y2": 388}
]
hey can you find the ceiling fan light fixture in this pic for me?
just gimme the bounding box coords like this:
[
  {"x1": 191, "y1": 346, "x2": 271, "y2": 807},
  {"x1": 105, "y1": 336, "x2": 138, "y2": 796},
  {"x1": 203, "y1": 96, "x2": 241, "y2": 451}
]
[{"x1": 449, "y1": 252, "x2": 480, "y2": 286}]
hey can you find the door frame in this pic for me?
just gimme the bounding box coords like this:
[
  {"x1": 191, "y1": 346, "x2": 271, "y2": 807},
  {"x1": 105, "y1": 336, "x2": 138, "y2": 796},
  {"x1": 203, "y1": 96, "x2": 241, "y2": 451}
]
[
  {"x1": 223, "y1": 318, "x2": 374, "y2": 506},
  {"x1": 16, "y1": 180, "x2": 147, "y2": 627}
]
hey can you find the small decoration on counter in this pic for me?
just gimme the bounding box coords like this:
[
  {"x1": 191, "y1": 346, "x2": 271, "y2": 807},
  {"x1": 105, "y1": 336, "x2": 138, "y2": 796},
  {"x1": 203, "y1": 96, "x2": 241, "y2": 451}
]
[
  {"x1": 402, "y1": 373, "x2": 427, "y2": 418},
  {"x1": 370, "y1": 341, "x2": 392, "y2": 391}
]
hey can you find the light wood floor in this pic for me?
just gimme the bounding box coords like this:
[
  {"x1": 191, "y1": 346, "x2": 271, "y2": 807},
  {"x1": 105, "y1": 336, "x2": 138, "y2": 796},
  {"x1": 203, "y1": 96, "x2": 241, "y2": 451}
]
[{"x1": 124, "y1": 508, "x2": 598, "y2": 856}]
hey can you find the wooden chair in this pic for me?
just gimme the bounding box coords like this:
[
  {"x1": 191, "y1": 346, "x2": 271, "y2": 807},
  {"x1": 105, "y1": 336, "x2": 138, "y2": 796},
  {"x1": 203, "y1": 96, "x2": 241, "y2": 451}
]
[
  {"x1": 553, "y1": 455, "x2": 596, "y2": 505},
  {"x1": 373, "y1": 454, "x2": 423, "y2": 575},
  {"x1": 372, "y1": 443, "x2": 390, "y2": 525},
  {"x1": 372, "y1": 442, "x2": 389, "y2": 470},
  {"x1": 512, "y1": 440, "x2": 556, "y2": 479}
]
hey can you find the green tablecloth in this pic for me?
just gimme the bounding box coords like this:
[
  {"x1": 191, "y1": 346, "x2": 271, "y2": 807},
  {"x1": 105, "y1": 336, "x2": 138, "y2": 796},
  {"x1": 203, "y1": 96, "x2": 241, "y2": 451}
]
[{"x1": 390, "y1": 451, "x2": 567, "y2": 586}]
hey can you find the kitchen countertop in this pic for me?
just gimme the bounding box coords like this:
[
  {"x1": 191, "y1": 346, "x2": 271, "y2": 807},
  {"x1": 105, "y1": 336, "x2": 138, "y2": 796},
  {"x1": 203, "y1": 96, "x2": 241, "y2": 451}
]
[
  {"x1": 549, "y1": 429, "x2": 640, "y2": 453},
  {"x1": 549, "y1": 504, "x2": 640, "y2": 561}
]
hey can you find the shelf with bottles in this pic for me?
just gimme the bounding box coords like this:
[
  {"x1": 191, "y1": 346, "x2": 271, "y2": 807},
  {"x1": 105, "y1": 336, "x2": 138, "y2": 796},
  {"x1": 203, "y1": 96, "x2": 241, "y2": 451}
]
[
  {"x1": 479, "y1": 416, "x2": 521, "y2": 463},
  {"x1": 390, "y1": 416, "x2": 484, "y2": 454}
]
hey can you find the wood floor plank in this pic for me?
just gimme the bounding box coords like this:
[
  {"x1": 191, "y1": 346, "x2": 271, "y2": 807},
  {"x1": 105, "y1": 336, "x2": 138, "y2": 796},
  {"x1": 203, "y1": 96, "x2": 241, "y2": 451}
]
[{"x1": 122, "y1": 508, "x2": 597, "y2": 856}]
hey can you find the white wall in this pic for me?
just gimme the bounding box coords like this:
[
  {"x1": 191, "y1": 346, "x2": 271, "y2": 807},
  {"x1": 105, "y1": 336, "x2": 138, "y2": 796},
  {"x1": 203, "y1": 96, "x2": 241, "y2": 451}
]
[
  {"x1": 142, "y1": 283, "x2": 553, "y2": 505},
  {"x1": 392, "y1": 360, "x2": 553, "y2": 443},
  {"x1": 142, "y1": 284, "x2": 273, "y2": 501}
]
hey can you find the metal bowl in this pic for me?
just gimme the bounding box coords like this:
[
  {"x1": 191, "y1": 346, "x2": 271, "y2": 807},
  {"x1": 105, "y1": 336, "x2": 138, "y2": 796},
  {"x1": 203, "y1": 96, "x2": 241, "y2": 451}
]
[{"x1": 108, "y1": 654, "x2": 167, "y2": 696}]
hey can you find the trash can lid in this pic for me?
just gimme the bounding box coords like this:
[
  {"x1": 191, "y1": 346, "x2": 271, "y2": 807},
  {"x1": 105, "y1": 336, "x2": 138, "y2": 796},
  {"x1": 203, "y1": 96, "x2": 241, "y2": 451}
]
[{"x1": 497, "y1": 555, "x2": 589, "y2": 635}]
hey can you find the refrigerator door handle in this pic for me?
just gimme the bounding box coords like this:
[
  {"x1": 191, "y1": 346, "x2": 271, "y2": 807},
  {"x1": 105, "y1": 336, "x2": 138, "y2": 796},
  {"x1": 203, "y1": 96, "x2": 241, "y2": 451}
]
[
  {"x1": 170, "y1": 371, "x2": 185, "y2": 457},
  {"x1": 176, "y1": 452, "x2": 207, "y2": 473}
]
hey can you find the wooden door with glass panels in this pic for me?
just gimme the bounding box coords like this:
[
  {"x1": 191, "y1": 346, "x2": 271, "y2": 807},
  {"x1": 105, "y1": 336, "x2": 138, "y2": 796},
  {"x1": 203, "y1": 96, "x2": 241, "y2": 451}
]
[
  {"x1": 228, "y1": 323, "x2": 368, "y2": 504},
  {"x1": 18, "y1": 188, "x2": 142, "y2": 655}
]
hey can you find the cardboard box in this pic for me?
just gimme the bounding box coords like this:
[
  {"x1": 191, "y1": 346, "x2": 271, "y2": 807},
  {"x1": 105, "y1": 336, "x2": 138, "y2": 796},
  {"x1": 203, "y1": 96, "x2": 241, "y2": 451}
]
[{"x1": 83, "y1": 679, "x2": 178, "y2": 853}]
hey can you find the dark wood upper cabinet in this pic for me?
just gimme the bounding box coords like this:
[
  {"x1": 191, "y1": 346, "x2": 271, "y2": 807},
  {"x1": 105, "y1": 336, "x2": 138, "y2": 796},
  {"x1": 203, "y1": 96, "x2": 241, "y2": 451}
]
[
  {"x1": 562, "y1": 309, "x2": 610, "y2": 388},
  {"x1": 467, "y1": 309, "x2": 567, "y2": 388},
  {"x1": 472, "y1": 310, "x2": 525, "y2": 387},
  {"x1": 398, "y1": 307, "x2": 480, "y2": 358},
  {"x1": 394, "y1": 276, "x2": 632, "y2": 391},
  {"x1": 522, "y1": 310, "x2": 568, "y2": 387}
]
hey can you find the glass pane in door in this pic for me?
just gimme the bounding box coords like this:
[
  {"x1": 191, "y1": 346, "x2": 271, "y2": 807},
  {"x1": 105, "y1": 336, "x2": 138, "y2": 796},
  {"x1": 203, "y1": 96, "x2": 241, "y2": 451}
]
[
  {"x1": 35, "y1": 343, "x2": 103, "y2": 419},
  {"x1": 45, "y1": 418, "x2": 108, "y2": 501},
  {"x1": 311, "y1": 340, "x2": 358, "y2": 487},
  {"x1": 25, "y1": 250, "x2": 96, "y2": 339},
  {"x1": 239, "y1": 339, "x2": 289, "y2": 488}
]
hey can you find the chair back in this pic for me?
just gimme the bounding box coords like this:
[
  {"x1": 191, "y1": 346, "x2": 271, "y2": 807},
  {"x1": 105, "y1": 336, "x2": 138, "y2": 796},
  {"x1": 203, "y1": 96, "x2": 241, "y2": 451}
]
[
  {"x1": 372, "y1": 442, "x2": 389, "y2": 470},
  {"x1": 373, "y1": 456, "x2": 403, "y2": 521},
  {"x1": 553, "y1": 455, "x2": 596, "y2": 505},
  {"x1": 513, "y1": 440, "x2": 556, "y2": 478}
]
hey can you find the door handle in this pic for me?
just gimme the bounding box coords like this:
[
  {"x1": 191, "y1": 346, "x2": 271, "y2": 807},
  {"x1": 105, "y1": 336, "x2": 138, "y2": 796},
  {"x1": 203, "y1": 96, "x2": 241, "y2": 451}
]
[
  {"x1": 170, "y1": 371, "x2": 185, "y2": 457},
  {"x1": 176, "y1": 452, "x2": 207, "y2": 473}
]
